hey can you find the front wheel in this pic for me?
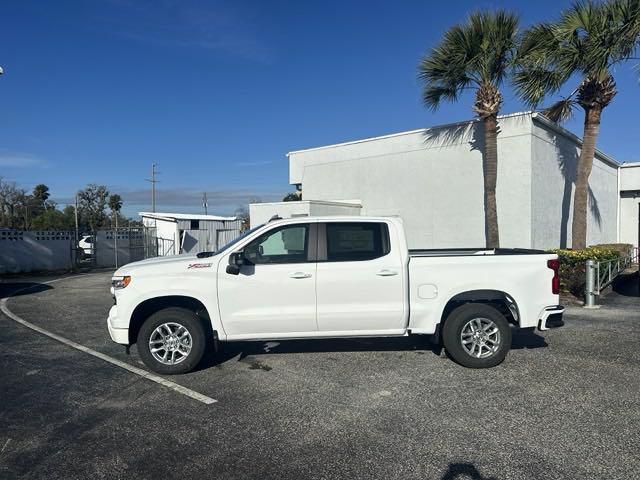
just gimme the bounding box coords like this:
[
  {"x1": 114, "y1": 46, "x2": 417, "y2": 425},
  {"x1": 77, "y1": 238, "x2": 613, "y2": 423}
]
[
  {"x1": 137, "y1": 307, "x2": 207, "y2": 375},
  {"x1": 442, "y1": 303, "x2": 512, "y2": 368}
]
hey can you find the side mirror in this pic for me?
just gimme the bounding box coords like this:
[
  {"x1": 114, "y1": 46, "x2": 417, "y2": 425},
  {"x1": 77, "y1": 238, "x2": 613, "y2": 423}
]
[{"x1": 226, "y1": 251, "x2": 245, "y2": 275}]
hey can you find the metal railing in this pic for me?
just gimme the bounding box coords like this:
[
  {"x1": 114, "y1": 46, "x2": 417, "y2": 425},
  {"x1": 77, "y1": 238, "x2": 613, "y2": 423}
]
[{"x1": 585, "y1": 247, "x2": 639, "y2": 307}]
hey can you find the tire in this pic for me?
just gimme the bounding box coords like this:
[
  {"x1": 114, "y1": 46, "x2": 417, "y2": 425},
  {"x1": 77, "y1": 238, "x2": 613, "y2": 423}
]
[
  {"x1": 442, "y1": 303, "x2": 512, "y2": 368},
  {"x1": 137, "y1": 307, "x2": 208, "y2": 375}
]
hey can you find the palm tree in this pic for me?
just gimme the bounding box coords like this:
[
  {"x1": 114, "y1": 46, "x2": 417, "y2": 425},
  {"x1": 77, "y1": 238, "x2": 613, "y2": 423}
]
[
  {"x1": 515, "y1": 0, "x2": 640, "y2": 250},
  {"x1": 418, "y1": 11, "x2": 519, "y2": 248},
  {"x1": 108, "y1": 193, "x2": 123, "y2": 267},
  {"x1": 108, "y1": 194, "x2": 123, "y2": 228}
]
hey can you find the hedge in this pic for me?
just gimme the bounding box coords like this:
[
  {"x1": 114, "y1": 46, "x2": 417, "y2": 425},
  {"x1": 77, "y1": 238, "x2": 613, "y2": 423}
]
[{"x1": 548, "y1": 244, "x2": 633, "y2": 296}]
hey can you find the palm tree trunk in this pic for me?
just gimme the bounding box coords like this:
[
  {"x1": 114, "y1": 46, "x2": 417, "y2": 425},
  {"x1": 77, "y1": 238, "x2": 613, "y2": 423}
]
[
  {"x1": 483, "y1": 114, "x2": 500, "y2": 248},
  {"x1": 571, "y1": 106, "x2": 601, "y2": 250}
]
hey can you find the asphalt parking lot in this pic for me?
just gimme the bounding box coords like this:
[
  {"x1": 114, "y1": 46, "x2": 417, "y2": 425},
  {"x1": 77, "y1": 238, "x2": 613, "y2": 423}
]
[{"x1": 1, "y1": 272, "x2": 639, "y2": 480}]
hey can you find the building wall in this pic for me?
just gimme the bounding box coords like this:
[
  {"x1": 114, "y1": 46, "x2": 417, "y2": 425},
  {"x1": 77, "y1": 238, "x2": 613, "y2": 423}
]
[
  {"x1": 176, "y1": 219, "x2": 243, "y2": 252},
  {"x1": 619, "y1": 164, "x2": 640, "y2": 248},
  {"x1": 619, "y1": 196, "x2": 639, "y2": 248},
  {"x1": 530, "y1": 118, "x2": 619, "y2": 249},
  {"x1": 250, "y1": 200, "x2": 362, "y2": 227},
  {"x1": 142, "y1": 216, "x2": 242, "y2": 255},
  {"x1": 620, "y1": 164, "x2": 640, "y2": 190},
  {"x1": 293, "y1": 113, "x2": 534, "y2": 249}
]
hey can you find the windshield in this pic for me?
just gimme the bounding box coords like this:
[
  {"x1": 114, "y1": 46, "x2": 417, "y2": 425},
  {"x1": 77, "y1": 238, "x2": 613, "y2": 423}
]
[{"x1": 197, "y1": 224, "x2": 264, "y2": 258}]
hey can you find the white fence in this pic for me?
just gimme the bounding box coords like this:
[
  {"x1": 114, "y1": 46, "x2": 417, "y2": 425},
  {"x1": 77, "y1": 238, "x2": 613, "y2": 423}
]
[
  {"x1": 0, "y1": 225, "x2": 236, "y2": 273},
  {"x1": 95, "y1": 229, "x2": 148, "y2": 268},
  {"x1": 0, "y1": 230, "x2": 74, "y2": 273}
]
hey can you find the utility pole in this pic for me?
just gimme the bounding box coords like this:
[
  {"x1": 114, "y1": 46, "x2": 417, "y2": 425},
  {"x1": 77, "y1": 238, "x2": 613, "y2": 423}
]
[
  {"x1": 74, "y1": 193, "x2": 79, "y2": 247},
  {"x1": 114, "y1": 210, "x2": 119, "y2": 269},
  {"x1": 145, "y1": 163, "x2": 159, "y2": 213},
  {"x1": 202, "y1": 192, "x2": 208, "y2": 215}
]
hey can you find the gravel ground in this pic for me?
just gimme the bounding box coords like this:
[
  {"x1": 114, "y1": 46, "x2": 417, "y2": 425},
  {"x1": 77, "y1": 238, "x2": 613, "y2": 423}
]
[{"x1": 0, "y1": 271, "x2": 638, "y2": 480}]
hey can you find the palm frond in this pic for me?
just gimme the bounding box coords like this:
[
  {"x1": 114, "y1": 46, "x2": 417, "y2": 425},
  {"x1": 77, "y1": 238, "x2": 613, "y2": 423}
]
[
  {"x1": 597, "y1": 0, "x2": 640, "y2": 66},
  {"x1": 513, "y1": 23, "x2": 572, "y2": 106},
  {"x1": 544, "y1": 98, "x2": 577, "y2": 123},
  {"x1": 513, "y1": 65, "x2": 566, "y2": 107},
  {"x1": 515, "y1": 23, "x2": 557, "y2": 62},
  {"x1": 421, "y1": 84, "x2": 463, "y2": 111},
  {"x1": 418, "y1": 10, "x2": 518, "y2": 112},
  {"x1": 554, "y1": 0, "x2": 640, "y2": 75},
  {"x1": 515, "y1": 0, "x2": 638, "y2": 113}
]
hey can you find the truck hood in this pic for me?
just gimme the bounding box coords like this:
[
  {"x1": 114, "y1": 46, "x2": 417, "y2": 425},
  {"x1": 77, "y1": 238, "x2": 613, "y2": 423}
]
[{"x1": 114, "y1": 253, "x2": 220, "y2": 276}]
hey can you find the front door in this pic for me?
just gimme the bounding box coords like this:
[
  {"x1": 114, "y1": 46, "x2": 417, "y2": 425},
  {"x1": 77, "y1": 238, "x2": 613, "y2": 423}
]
[
  {"x1": 315, "y1": 221, "x2": 406, "y2": 334},
  {"x1": 217, "y1": 223, "x2": 318, "y2": 338}
]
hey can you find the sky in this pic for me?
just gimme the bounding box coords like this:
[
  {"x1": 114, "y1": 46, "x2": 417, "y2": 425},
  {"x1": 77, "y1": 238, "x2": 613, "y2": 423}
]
[{"x1": 1, "y1": 0, "x2": 639, "y2": 218}]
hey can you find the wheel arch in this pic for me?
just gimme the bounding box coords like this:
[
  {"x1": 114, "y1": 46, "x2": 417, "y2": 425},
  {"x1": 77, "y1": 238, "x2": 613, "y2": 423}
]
[
  {"x1": 128, "y1": 295, "x2": 214, "y2": 345},
  {"x1": 436, "y1": 289, "x2": 520, "y2": 342}
]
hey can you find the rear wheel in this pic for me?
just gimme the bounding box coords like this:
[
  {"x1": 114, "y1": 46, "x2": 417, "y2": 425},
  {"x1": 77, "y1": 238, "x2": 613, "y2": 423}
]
[
  {"x1": 137, "y1": 307, "x2": 207, "y2": 375},
  {"x1": 442, "y1": 303, "x2": 511, "y2": 368}
]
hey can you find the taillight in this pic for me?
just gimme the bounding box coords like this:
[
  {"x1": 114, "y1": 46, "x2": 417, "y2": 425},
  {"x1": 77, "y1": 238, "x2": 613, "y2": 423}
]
[{"x1": 547, "y1": 259, "x2": 560, "y2": 295}]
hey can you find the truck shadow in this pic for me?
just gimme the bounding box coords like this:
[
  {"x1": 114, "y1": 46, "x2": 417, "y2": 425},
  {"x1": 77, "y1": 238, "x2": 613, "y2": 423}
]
[
  {"x1": 0, "y1": 282, "x2": 53, "y2": 300},
  {"x1": 197, "y1": 327, "x2": 547, "y2": 371},
  {"x1": 612, "y1": 271, "x2": 640, "y2": 298},
  {"x1": 440, "y1": 462, "x2": 498, "y2": 480}
]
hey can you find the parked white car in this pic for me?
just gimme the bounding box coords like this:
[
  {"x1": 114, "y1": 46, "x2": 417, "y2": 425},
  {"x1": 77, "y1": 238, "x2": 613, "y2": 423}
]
[
  {"x1": 78, "y1": 235, "x2": 94, "y2": 256},
  {"x1": 107, "y1": 216, "x2": 564, "y2": 374}
]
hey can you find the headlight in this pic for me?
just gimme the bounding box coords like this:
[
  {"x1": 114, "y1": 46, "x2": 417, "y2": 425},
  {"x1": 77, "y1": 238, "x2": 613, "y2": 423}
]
[{"x1": 111, "y1": 276, "x2": 131, "y2": 289}]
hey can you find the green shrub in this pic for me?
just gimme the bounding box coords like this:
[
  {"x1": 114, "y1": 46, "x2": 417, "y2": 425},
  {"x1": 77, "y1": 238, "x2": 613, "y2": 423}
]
[
  {"x1": 548, "y1": 245, "x2": 631, "y2": 296},
  {"x1": 590, "y1": 243, "x2": 634, "y2": 257}
]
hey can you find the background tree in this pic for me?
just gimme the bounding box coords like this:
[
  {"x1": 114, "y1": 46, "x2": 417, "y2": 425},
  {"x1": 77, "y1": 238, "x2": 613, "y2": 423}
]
[
  {"x1": 30, "y1": 209, "x2": 73, "y2": 230},
  {"x1": 0, "y1": 180, "x2": 129, "y2": 231},
  {"x1": 418, "y1": 10, "x2": 519, "y2": 248},
  {"x1": 233, "y1": 206, "x2": 250, "y2": 231},
  {"x1": 0, "y1": 177, "x2": 27, "y2": 229},
  {"x1": 283, "y1": 191, "x2": 301, "y2": 202},
  {"x1": 26, "y1": 184, "x2": 58, "y2": 226},
  {"x1": 515, "y1": 0, "x2": 640, "y2": 249},
  {"x1": 77, "y1": 184, "x2": 109, "y2": 232},
  {"x1": 108, "y1": 194, "x2": 123, "y2": 226},
  {"x1": 31, "y1": 184, "x2": 50, "y2": 210},
  {"x1": 234, "y1": 196, "x2": 262, "y2": 231}
]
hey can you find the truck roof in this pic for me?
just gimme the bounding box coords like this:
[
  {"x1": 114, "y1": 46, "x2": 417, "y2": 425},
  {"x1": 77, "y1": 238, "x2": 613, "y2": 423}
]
[{"x1": 267, "y1": 215, "x2": 401, "y2": 224}]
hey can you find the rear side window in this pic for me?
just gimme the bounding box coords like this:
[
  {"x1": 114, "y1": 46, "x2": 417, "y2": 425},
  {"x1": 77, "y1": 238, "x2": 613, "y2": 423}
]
[{"x1": 325, "y1": 222, "x2": 390, "y2": 262}]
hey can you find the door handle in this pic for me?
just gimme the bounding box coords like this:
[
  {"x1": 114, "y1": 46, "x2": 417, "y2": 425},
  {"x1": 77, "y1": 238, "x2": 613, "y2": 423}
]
[
  {"x1": 289, "y1": 272, "x2": 312, "y2": 279},
  {"x1": 376, "y1": 269, "x2": 398, "y2": 276}
]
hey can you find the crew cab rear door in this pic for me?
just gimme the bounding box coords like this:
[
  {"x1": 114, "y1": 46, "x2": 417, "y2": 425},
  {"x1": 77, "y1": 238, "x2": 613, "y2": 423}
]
[{"x1": 315, "y1": 221, "x2": 406, "y2": 334}]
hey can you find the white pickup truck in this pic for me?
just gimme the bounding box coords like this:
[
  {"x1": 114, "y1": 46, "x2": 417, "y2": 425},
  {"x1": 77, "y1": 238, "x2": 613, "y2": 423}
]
[{"x1": 107, "y1": 216, "x2": 564, "y2": 374}]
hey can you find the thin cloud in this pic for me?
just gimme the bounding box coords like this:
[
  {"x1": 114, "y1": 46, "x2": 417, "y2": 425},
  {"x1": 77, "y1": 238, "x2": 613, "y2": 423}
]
[
  {"x1": 0, "y1": 154, "x2": 47, "y2": 168},
  {"x1": 55, "y1": 186, "x2": 279, "y2": 208},
  {"x1": 99, "y1": 1, "x2": 273, "y2": 63},
  {"x1": 235, "y1": 160, "x2": 273, "y2": 167}
]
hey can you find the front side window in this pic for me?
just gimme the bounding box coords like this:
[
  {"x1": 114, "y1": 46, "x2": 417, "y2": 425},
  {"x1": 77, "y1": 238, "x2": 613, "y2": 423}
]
[
  {"x1": 325, "y1": 222, "x2": 389, "y2": 262},
  {"x1": 244, "y1": 224, "x2": 309, "y2": 264}
]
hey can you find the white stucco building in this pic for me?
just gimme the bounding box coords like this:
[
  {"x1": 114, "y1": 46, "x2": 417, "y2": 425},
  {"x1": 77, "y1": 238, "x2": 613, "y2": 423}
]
[
  {"x1": 619, "y1": 163, "x2": 640, "y2": 248},
  {"x1": 252, "y1": 111, "x2": 630, "y2": 250}
]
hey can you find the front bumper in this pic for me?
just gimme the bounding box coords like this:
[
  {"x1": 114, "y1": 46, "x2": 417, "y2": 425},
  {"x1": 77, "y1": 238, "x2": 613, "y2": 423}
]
[
  {"x1": 107, "y1": 305, "x2": 129, "y2": 344},
  {"x1": 538, "y1": 305, "x2": 565, "y2": 331}
]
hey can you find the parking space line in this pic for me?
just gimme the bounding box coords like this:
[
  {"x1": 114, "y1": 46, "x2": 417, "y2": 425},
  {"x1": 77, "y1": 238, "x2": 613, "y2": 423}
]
[{"x1": 0, "y1": 276, "x2": 217, "y2": 405}]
